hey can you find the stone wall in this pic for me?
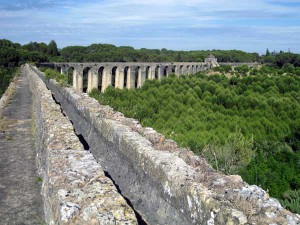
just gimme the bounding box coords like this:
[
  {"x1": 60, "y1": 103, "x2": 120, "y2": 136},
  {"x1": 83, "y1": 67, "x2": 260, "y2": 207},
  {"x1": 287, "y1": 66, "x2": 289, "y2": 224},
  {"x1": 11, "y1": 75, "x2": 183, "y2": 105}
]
[
  {"x1": 25, "y1": 64, "x2": 137, "y2": 224},
  {"x1": 30, "y1": 65, "x2": 300, "y2": 225}
]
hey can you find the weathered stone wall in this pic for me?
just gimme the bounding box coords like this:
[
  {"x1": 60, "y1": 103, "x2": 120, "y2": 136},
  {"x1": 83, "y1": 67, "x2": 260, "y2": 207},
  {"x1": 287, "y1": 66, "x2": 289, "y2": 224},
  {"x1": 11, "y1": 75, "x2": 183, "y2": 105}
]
[
  {"x1": 30, "y1": 65, "x2": 300, "y2": 225},
  {"x1": 25, "y1": 64, "x2": 137, "y2": 225}
]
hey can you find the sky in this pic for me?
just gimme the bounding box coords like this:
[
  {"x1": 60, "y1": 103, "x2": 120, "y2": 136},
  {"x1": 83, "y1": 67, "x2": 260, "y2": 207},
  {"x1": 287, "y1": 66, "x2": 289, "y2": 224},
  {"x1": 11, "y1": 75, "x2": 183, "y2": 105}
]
[{"x1": 0, "y1": 0, "x2": 300, "y2": 53}]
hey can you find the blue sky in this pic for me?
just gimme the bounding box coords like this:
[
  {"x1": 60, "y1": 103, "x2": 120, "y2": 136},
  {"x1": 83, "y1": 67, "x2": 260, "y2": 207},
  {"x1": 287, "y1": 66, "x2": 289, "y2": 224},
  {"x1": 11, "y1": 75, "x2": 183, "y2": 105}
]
[{"x1": 0, "y1": 0, "x2": 299, "y2": 53}]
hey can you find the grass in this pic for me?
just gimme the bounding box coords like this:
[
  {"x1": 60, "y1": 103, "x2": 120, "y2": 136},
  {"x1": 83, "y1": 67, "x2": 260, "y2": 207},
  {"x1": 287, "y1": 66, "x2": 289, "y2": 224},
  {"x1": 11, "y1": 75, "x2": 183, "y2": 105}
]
[
  {"x1": 36, "y1": 176, "x2": 43, "y2": 183},
  {"x1": 0, "y1": 115, "x2": 10, "y2": 132}
]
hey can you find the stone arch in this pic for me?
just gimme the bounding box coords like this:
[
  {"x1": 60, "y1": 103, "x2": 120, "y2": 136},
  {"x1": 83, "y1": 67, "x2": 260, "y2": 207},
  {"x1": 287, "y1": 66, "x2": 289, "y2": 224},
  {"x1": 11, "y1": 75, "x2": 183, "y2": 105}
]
[
  {"x1": 163, "y1": 66, "x2": 168, "y2": 77},
  {"x1": 180, "y1": 65, "x2": 184, "y2": 75},
  {"x1": 195, "y1": 65, "x2": 199, "y2": 73},
  {"x1": 98, "y1": 66, "x2": 105, "y2": 92},
  {"x1": 67, "y1": 67, "x2": 74, "y2": 85},
  {"x1": 191, "y1": 65, "x2": 195, "y2": 74},
  {"x1": 135, "y1": 66, "x2": 141, "y2": 88},
  {"x1": 111, "y1": 66, "x2": 119, "y2": 87},
  {"x1": 172, "y1": 65, "x2": 176, "y2": 73},
  {"x1": 124, "y1": 66, "x2": 129, "y2": 88},
  {"x1": 82, "y1": 67, "x2": 91, "y2": 93},
  {"x1": 146, "y1": 66, "x2": 151, "y2": 80},
  {"x1": 56, "y1": 66, "x2": 62, "y2": 73},
  {"x1": 187, "y1": 65, "x2": 190, "y2": 75},
  {"x1": 155, "y1": 66, "x2": 160, "y2": 79}
]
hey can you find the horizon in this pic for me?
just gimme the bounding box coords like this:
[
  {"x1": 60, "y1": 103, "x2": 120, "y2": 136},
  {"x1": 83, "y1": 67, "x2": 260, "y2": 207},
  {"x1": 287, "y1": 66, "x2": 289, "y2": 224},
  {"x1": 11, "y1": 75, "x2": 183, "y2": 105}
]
[{"x1": 1, "y1": 0, "x2": 300, "y2": 54}]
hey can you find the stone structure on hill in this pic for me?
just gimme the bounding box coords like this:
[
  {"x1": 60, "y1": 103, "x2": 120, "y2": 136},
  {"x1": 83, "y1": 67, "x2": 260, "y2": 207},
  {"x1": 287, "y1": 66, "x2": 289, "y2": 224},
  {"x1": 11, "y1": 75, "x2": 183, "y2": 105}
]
[{"x1": 204, "y1": 54, "x2": 219, "y2": 67}]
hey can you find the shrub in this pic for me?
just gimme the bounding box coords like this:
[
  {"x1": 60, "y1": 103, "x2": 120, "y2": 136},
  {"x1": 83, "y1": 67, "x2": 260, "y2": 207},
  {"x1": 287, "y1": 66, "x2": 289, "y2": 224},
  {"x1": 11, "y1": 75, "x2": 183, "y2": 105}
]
[{"x1": 44, "y1": 68, "x2": 67, "y2": 86}]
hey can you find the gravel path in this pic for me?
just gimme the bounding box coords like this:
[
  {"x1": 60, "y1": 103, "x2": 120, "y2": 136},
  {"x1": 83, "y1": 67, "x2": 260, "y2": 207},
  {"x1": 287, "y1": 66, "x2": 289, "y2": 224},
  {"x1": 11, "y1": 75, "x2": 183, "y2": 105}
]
[{"x1": 0, "y1": 70, "x2": 44, "y2": 225}]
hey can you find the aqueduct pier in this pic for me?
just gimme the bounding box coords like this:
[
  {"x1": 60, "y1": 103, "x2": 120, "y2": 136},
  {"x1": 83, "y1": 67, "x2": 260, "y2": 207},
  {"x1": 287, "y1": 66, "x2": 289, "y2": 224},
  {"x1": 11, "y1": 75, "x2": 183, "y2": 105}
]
[{"x1": 40, "y1": 62, "x2": 212, "y2": 93}]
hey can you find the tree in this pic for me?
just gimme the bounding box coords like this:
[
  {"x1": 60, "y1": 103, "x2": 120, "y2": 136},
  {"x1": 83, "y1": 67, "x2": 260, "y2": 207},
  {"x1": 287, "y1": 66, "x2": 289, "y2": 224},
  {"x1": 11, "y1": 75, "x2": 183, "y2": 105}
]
[
  {"x1": 266, "y1": 48, "x2": 270, "y2": 56},
  {"x1": 48, "y1": 40, "x2": 59, "y2": 56}
]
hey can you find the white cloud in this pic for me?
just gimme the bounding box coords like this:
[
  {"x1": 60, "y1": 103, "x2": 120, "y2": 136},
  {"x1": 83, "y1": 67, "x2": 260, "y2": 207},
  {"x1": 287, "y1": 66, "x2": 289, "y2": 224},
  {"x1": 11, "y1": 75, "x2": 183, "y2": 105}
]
[{"x1": 0, "y1": 0, "x2": 299, "y2": 52}]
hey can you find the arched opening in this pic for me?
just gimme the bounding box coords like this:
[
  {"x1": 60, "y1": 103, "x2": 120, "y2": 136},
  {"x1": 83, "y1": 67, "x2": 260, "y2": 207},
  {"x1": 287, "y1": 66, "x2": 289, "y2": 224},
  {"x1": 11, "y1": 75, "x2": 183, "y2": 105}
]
[
  {"x1": 82, "y1": 67, "x2": 91, "y2": 93},
  {"x1": 187, "y1": 65, "x2": 190, "y2": 75},
  {"x1": 180, "y1": 65, "x2": 184, "y2": 75},
  {"x1": 67, "y1": 67, "x2": 74, "y2": 85},
  {"x1": 98, "y1": 66, "x2": 105, "y2": 92},
  {"x1": 196, "y1": 65, "x2": 199, "y2": 73},
  {"x1": 56, "y1": 67, "x2": 62, "y2": 73},
  {"x1": 146, "y1": 66, "x2": 151, "y2": 80},
  {"x1": 172, "y1": 65, "x2": 176, "y2": 74},
  {"x1": 191, "y1": 65, "x2": 195, "y2": 74},
  {"x1": 155, "y1": 66, "x2": 160, "y2": 79},
  {"x1": 135, "y1": 66, "x2": 141, "y2": 88},
  {"x1": 124, "y1": 66, "x2": 129, "y2": 88},
  {"x1": 112, "y1": 66, "x2": 118, "y2": 87},
  {"x1": 163, "y1": 66, "x2": 168, "y2": 77}
]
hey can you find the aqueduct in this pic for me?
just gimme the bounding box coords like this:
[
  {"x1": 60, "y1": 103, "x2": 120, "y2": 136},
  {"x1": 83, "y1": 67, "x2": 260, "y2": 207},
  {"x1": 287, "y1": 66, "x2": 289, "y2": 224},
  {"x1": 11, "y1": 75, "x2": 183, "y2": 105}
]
[{"x1": 40, "y1": 62, "x2": 211, "y2": 93}]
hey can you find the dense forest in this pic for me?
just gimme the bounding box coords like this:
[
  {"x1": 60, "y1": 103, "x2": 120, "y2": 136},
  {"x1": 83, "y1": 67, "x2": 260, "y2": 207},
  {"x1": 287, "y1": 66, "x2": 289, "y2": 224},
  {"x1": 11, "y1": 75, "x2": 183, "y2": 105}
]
[{"x1": 90, "y1": 65, "x2": 300, "y2": 213}]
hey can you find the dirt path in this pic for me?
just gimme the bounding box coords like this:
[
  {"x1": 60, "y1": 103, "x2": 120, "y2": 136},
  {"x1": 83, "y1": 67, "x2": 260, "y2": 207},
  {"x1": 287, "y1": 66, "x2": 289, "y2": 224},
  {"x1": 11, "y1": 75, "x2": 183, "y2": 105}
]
[{"x1": 0, "y1": 70, "x2": 44, "y2": 225}]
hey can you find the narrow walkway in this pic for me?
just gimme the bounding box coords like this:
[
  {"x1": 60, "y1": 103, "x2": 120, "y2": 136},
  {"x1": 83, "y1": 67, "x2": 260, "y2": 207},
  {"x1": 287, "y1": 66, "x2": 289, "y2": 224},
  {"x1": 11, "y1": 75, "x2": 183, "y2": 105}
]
[{"x1": 0, "y1": 71, "x2": 44, "y2": 224}]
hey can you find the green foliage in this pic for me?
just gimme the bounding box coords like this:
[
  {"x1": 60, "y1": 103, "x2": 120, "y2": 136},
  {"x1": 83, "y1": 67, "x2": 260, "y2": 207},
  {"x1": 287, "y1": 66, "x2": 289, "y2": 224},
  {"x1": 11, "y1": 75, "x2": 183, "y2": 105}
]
[
  {"x1": 0, "y1": 67, "x2": 18, "y2": 97},
  {"x1": 280, "y1": 189, "x2": 300, "y2": 214},
  {"x1": 240, "y1": 144, "x2": 300, "y2": 199},
  {"x1": 261, "y1": 51, "x2": 300, "y2": 68},
  {"x1": 234, "y1": 65, "x2": 250, "y2": 75},
  {"x1": 44, "y1": 68, "x2": 67, "y2": 86},
  {"x1": 213, "y1": 65, "x2": 232, "y2": 74},
  {"x1": 48, "y1": 40, "x2": 59, "y2": 56},
  {"x1": 36, "y1": 176, "x2": 43, "y2": 183},
  {"x1": 202, "y1": 129, "x2": 254, "y2": 174},
  {"x1": 0, "y1": 39, "x2": 60, "y2": 68}
]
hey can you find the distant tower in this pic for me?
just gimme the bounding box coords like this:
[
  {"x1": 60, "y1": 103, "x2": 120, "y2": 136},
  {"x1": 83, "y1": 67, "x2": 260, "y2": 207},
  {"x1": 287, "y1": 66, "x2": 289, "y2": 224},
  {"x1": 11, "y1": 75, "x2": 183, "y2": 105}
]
[{"x1": 205, "y1": 54, "x2": 219, "y2": 67}]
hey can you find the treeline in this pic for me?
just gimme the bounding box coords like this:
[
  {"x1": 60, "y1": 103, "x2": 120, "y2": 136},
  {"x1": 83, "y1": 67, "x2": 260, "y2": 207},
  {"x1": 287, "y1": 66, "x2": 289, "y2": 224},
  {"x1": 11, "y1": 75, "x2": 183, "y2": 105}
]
[
  {"x1": 0, "y1": 67, "x2": 18, "y2": 96},
  {"x1": 0, "y1": 39, "x2": 59, "y2": 67},
  {"x1": 2, "y1": 39, "x2": 300, "y2": 67},
  {"x1": 0, "y1": 39, "x2": 59, "y2": 97},
  {"x1": 89, "y1": 66, "x2": 300, "y2": 213},
  {"x1": 261, "y1": 49, "x2": 300, "y2": 68},
  {"x1": 0, "y1": 39, "x2": 261, "y2": 67},
  {"x1": 59, "y1": 45, "x2": 259, "y2": 62}
]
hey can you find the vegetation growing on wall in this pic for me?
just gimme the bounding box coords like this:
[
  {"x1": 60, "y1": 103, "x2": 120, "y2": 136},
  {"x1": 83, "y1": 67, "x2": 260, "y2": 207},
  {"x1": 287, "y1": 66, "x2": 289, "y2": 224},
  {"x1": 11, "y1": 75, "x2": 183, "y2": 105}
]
[{"x1": 89, "y1": 66, "x2": 300, "y2": 213}]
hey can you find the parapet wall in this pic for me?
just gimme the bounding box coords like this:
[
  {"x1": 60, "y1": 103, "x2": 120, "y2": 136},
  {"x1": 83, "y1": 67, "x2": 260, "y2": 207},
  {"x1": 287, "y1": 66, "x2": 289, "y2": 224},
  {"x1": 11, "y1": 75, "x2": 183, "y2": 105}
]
[
  {"x1": 25, "y1": 64, "x2": 137, "y2": 224},
  {"x1": 31, "y1": 65, "x2": 300, "y2": 225}
]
